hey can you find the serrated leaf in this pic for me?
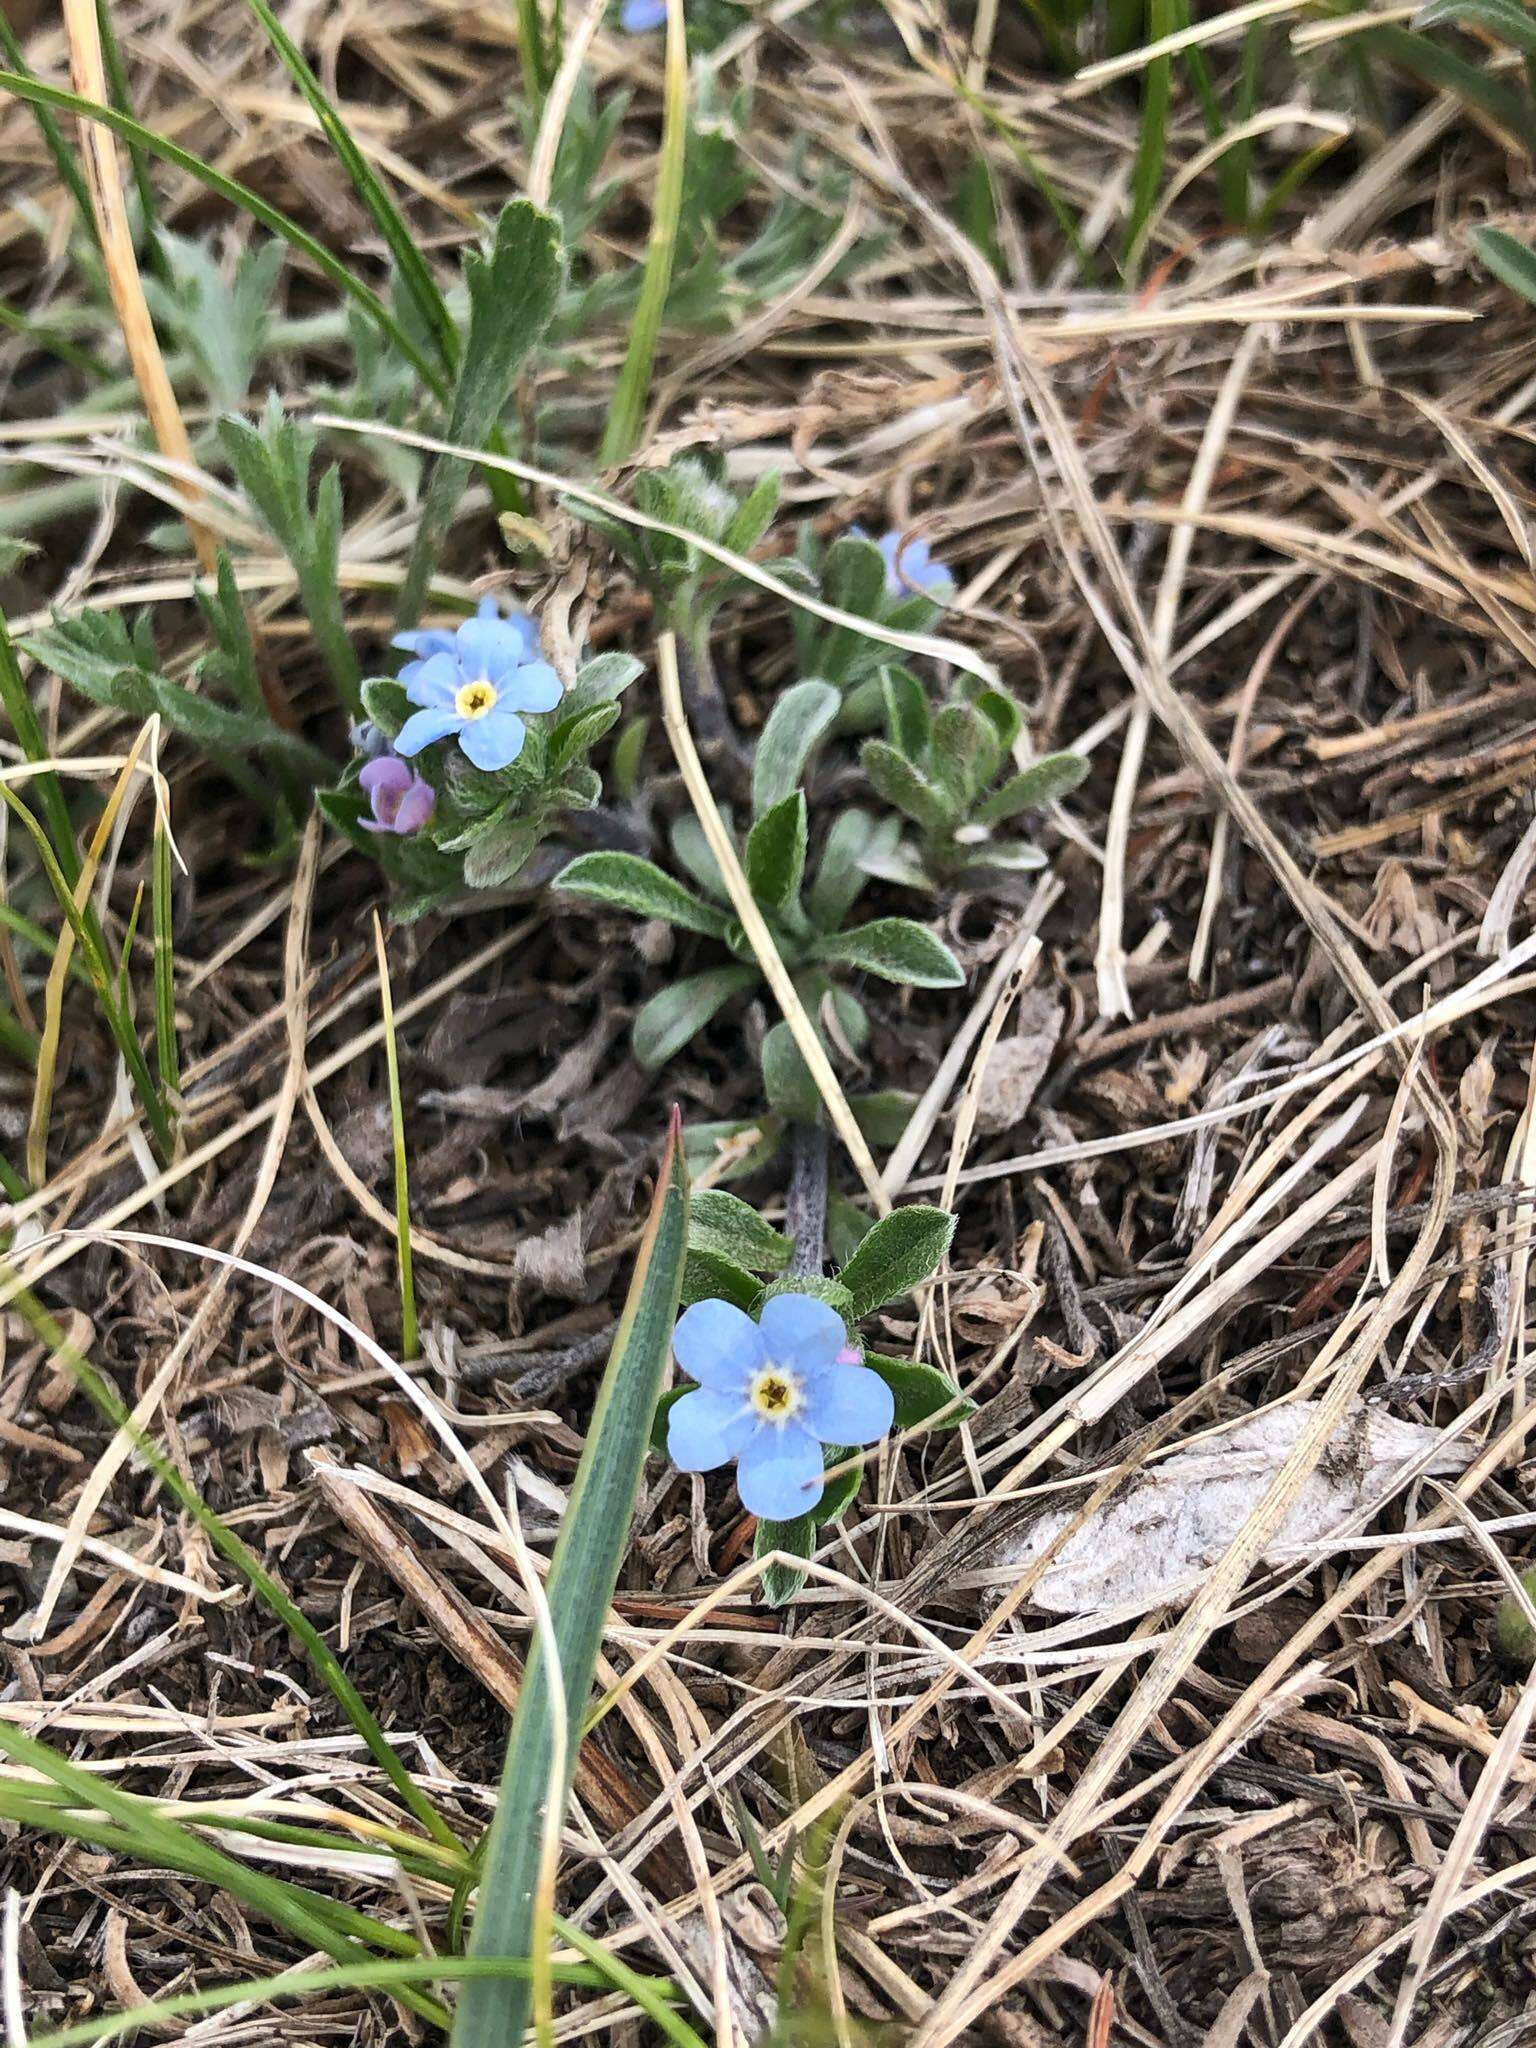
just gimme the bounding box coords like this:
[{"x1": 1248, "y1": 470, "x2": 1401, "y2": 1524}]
[
  {"x1": 744, "y1": 791, "x2": 807, "y2": 913},
  {"x1": 633, "y1": 964, "x2": 757, "y2": 1068},
  {"x1": 975, "y1": 750, "x2": 1089, "y2": 826},
  {"x1": 689, "y1": 1190, "x2": 792, "y2": 1273},
  {"x1": 559, "y1": 852, "x2": 731, "y2": 938},
  {"x1": 838, "y1": 1204, "x2": 956, "y2": 1319},
  {"x1": 866, "y1": 1355, "x2": 975, "y2": 1430},
  {"x1": 861, "y1": 739, "x2": 955, "y2": 834},
  {"x1": 811, "y1": 917, "x2": 965, "y2": 989},
  {"x1": 753, "y1": 679, "x2": 839, "y2": 815},
  {"x1": 398, "y1": 199, "x2": 565, "y2": 624}
]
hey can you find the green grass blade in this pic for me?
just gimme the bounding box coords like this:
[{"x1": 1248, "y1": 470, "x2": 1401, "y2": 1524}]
[
  {"x1": 1126, "y1": 0, "x2": 1176, "y2": 278},
  {"x1": 598, "y1": 0, "x2": 689, "y2": 465},
  {"x1": 0, "y1": 1718, "x2": 445, "y2": 2022},
  {"x1": 1475, "y1": 223, "x2": 1536, "y2": 303},
  {"x1": 374, "y1": 914, "x2": 418, "y2": 1358},
  {"x1": 152, "y1": 805, "x2": 179, "y2": 1109},
  {"x1": 0, "y1": 13, "x2": 98, "y2": 251},
  {"x1": 1366, "y1": 21, "x2": 1536, "y2": 151},
  {"x1": 243, "y1": 0, "x2": 459, "y2": 376},
  {"x1": 24, "y1": 1952, "x2": 684, "y2": 2048},
  {"x1": 0, "y1": 295, "x2": 111, "y2": 377},
  {"x1": 0, "y1": 602, "x2": 79, "y2": 886},
  {"x1": 0, "y1": 69, "x2": 447, "y2": 398},
  {"x1": 0, "y1": 1271, "x2": 461, "y2": 1855},
  {"x1": 453, "y1": 1111, "x2": 691, "y2": 2048},
  {"x1": 1, "y1": 785, "x2": 175, "y2": 1166}
]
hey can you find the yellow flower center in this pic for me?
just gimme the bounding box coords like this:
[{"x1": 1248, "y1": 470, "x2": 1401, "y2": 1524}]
[
  {"x1": 748, "y1": 1366, "x2": 802, "y2": 1423},
  {"x1": 455, "y1": 677, "x2": 498, "y2": 720}
]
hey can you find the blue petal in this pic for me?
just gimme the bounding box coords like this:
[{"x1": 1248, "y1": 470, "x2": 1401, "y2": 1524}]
[
  {"x1": 404, "y1": 653, "x2": 462, "y2": 709},
  {"x1": 668, "y1": 1387, "x2": 753, "y2": 1471},
  {"x1": 392, "y1": 627, "x2": 457, "y2": 660},
  {"x1": 458, "y1": 710, "x2": 526, "y2": 771},
  {"x1": 455, "y1": 618, "x2": 537, "y2": 684},
  {"x1": 736, "y1": 1424, "x2": 825, "y2": 1520},
  {"x1": 621, "y1": 0, "x2": 667, "y2": 26},
  {"x1": 757, "y1": 1292, "x2": 846, "y2": 1375},
  {"x1": 395, "y1": 706, "x2": 462, "y2": 756},
  {"x1": 801, "y1": 1362, "x2": 893, "y2": 1447},
  {"x1": 673, "y1": 1299, "x2": 765, "y2": 1392},
  {"x1": 505, "y1": 660, "x2": 563, "y2": 715}
]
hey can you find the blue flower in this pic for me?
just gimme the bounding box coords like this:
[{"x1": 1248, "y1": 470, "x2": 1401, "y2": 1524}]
[
  {"x1": 621, "y1": 0, "x2": 667, "y2": 27},
  {"x1": 389, "y1": 598, "x2": 562, "y2": 773},
  {"x1": 666, "y1": 1292, "x2": 894, "y2": 1521},
  {"x1": 359, "y1": 754, "x2": 436, "y2": 835},
  {"x1": 874, "y1": 529, "x2": 952, "y2": 600}
]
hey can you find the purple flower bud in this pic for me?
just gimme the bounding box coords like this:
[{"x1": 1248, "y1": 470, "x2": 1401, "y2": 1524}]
[{"x1": 359, "y1": 754, "x2": 436, "y2": 836}]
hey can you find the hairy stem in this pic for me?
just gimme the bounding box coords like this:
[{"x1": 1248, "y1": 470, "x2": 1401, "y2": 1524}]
[{"x1": 785, "y1": 1119, "x2": 829, "y2": 1280}]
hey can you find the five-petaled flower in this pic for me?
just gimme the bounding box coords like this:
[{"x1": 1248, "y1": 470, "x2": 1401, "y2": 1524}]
[
  {"x1": 666, "y1": 1292, "x2": 894, "y2": 1521},
  {"x1": 874, "y1": 528, "x2": 952, "y2": 600},
  {"x1": 391, "y1": 598, "x2": 563, "y2": 773},
  {"x1": 359, "y1": 754, "x2": 436, "y2": 835}
]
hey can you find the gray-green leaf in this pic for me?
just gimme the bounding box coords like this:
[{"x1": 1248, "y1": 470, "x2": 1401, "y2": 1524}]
[
  {"x1": 744, "y1": 791, "x2": 807, "y2": 913},
  {"x1": 690, "y1": 1190, "x2": 792, "y2": 1273},
  {"x1": 753, "y1": 680, "x2": 839, "y2": 815},
  {"x1": 633, "y1": 965, "x2": 757, "y2": 1068},
  {"x1": 839, "y1": 1204, "x2": 956, "y2": 1319},
  {"x1": 559, "y1": 852, "x2": 731, "y2": 938},
  {"x1": 812, "y1": 918, "x2": 965, "y2": 989}
]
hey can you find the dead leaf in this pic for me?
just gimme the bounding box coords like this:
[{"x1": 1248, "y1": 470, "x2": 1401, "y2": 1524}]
[{"x1": 980, "y1": 1403, "x2": 1470, "y2": 1621}]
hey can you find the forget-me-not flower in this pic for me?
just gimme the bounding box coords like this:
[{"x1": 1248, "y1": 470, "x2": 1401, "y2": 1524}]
[
  {"x1": 874, "y1": 528, "x2": 952, "y2": 600},
  {"x1": 620, "y1": 0, "x2": 667, "y2": 27},
  {"x1": 359, "y1": 754, "x2": 436, "y2": 835},
  {"x1": 390, "y1": 598, "x2": 562, "y2": 773},
  {"x1": 666, "y1": 1292, "x2": 894, "y2": 1521}
]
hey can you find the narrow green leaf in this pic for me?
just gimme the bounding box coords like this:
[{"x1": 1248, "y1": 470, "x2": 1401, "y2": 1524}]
[
  {"x1": 761, "y1": 1019, "x2": 823, "y2": 1124},
  {"x1": 753, "y1": 679, "x2": 839, "y2": 815},
  {"x1": 599, "y1": 0, "x2": 689, "y2": 464},
  {"x1": 1417, "y1": 0, "x2": 1536, "y2": 51},
  {"x1": 1475, "y1": 225, "x2": 1536, "y2": 304},
  {"x1": 838, "y1": 1204, "x2": 956, "y2": 1319},
  {"x1": 975, "y1": 749, "x2": 1089, "y2": 826},
  {"x1": 152, "y1": 809, "x2": 179, "y2": 1108},
  {"x1": 455, "y1": 1117, "x2": 691, "y2": 2048},
  {"x1": 633, "y1": 964, "x2": 757, "y2": 1068},
  {"x1": 559, "y1": 851, "x2": 731, "y2": 937},
  {"x1": 244, "y1": 0, "x2": 458, "y2": 374},
  {"x1": 811, "y1": 917, "x2": 965, "y2": 989},
  {"x1": 0, "y1": 70, "x2": 445, "y2": 396},
  {"x1": 861, "y1": 738, "x2": 954, "y2": 834},
  {"x1": 744, "y1": 791, "x2": 808, "y2": 913},
  {"x1": 807, "y1": 807, "x2": 885, "y2": 932}
]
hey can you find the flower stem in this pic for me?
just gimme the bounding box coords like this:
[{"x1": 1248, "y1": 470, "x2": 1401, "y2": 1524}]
[{"x1": 785, "y1": 1120, "x2": 828, "y2": 1279}]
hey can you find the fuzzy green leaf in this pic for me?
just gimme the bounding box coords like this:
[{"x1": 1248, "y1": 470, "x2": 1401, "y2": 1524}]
[
  {"x1": 755, "y1": 1510, "x2": 816, "y2": 1607},
  {"x1": 861, "y1": 739, "x2": 955, "y2": 834},
  {"x1": 559, "y1": 853, "x2": 731, "y2": 938},
  {"x1": 752, "y1": 680, "x2": 839, "y2": 815},
  {"x1": 866, "y1": 1354, "x2": 976, "y2": 1430},
  {"x1": 811, "y1": 917, "x2": 965, "y2": 989},
  {"x1": 680, "y1": 1247, "x2": 761, "y2": 1310},
  {"x1": 760, "y1": 1020, "x2": 823, "y2": 1123},
  {"x1": 633, "y1": 965, "x2": 757, "y2": 1068},
  {"x1": 975, "y1": 750, "x2": 1089, "y2": 826},
  {"x1": 744, "y1": 791, "x2": 807, "y2": 913},
  {"x1": 1475, "y1": 226, "x2": 1536, "y2": 307},
  {"x1": 838, "y1": 1204, "x2": 956, "y2": 1319},
  {"x1": 689, "y1": 1190, "x2": 792, "y2": 1273}
]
